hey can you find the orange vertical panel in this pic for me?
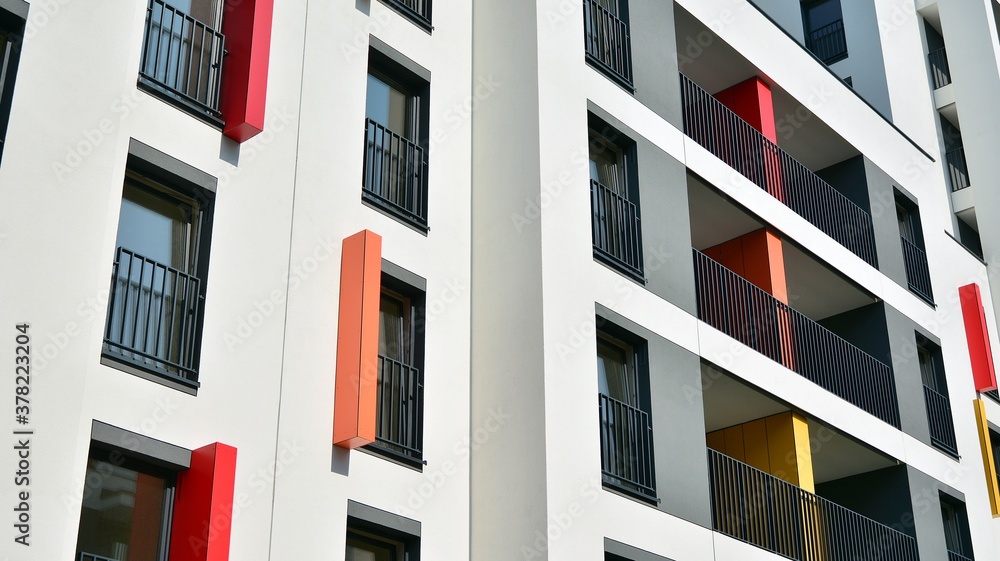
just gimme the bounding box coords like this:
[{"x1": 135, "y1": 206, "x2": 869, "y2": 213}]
[
  {"x1": 724, "y1": 426, "x2": 746, "y2": 462},
  {"x1": 333, "y1": 230, "x2": 383, "y2": 449}
]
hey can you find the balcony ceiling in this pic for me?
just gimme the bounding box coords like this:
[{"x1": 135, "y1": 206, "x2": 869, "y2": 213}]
[
  {"x1": 701, "y1": 364, "x2": 896, "y2": 485},
  {"x1": 688, "y1": 176, "x2": 765, "y2": 249},
  {"x1": 674, "y1": 5, "x2": 858, "y2": 172}
]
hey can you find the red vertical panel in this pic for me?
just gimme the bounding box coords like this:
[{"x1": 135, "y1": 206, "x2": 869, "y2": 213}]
[
  {"x1": 333, "y1": 230, "x2": 383, "y2": 449},
  {"x1": 169, "y1": 443, "x2": 238, "y2": 561},
  {"x1": 220, "y1": 0, "x2": 274, "y2": 142},
  {"x1": 716, "y1": 77, "x2": 783, "y2": 201},
  {"x1": 960, "y1": 284, "x2": 998, "y2": 392}
]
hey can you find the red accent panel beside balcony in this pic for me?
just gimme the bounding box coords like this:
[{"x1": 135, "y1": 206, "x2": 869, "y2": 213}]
[
  {"x1": 715, "y1": 78, "x2": 777, "y2": 142},
  {"x1": 333, "y1": 230, "x2": 383, "y2": 449},
  {"x1": 960, "y1": 284, "x2": 998, "y2": 392},
  {"x1": 220, "y1": 0, "x2": 274, "y2": 142},
  {"x1": 170, "y1": 443, "x2": 238, "y2": 561}
]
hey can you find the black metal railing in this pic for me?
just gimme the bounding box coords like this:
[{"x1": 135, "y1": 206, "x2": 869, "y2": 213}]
[
  {"x1": 591, "y1": 180, "x2": 643, "y2": 278},
  {"x1": 929, "y1": 47, "x2": 952, "y2": 89},
  {"x1": 371, "y1": 355, "x2": 423, "y2": 461},
  {"x1": 806, "y1": 19, "x2": 848, "y2": 64},
  {"x1": 680, "y1": 74, "x2": 878, "y2": 268},
  {"x1": 103, "y1": 248, "x2": 202, "y2": 383},
  {"x1": 986, "y1": 389, "x2": 1000, "y2": 404},
  {"x1": 79, "y1": 554, "x2": 118, "y2": 561},
  {"x1": 140, "y1": 0, "x2": 225, "y2": 115},
  {"x1": 362, "y1": 118, "x2": 428, "y2": 228},
  {"x1": 583, "y1": 0, "x2": 633, "y2": 87},
  {"x1": 0, "y1": 26, "x2": 23, "y2": 165},
  {"x1": 946, "y1": 147, "x2": 970, "y2": 191},
  {"x1": 948, "y1": 550, "x2": 974, "y2": 561},
  {"x1": 901, "y1": 237, "x2": 934, "y2": 303},
  {"x1": 382, "y1": 0, "x2": 432, "y2": 29},
  {"x1": 599, "y1": 393, "x2": 656, "y2": 499},
  {"x1": 694, "y1": 250, "x2": 900, "y2": 427},
  {"x1": 924, "y1": 385, "x2": 958, "y2": 455},
  {"x1": 708, "y1": 449, "x2": 919, "y2": 561}
]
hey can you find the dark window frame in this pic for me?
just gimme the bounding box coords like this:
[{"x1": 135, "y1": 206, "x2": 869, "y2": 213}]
[
  {"x1": 363, "y1": 269, "x2": 426, "y2": 469},
  {"x1": 347, "y1": 501, "x2": 421, "y2": 561},
  {"x1": 101, "y1": 141, "x2": 216, "y2": 393},
  {"x1": 588, "y1": 114, "x2": 644, "y2": 282},
  {"x1": 583, "y1": 0, "x2": 634, "y2": 91},
  {"x1": 0, "y1": 1, "x2": 25, "y2": 168},
  {"x1": 801, "y1": 0, "x2": 848, "y2": 64},
  {"x1": 939, "y1": 494, "x2": 974, "y2": 559}
]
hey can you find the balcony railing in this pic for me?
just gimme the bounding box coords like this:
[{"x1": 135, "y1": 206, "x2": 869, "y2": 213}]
[
  {"x1": 946, "y1": 147, "x2": 970, "y2": 192},
  {"x1": 924, "y1": 385, "x2": 958, "y2": 456},
  {"x1": 929, "y1": 47, "x2": 952, "y2": 89},
  {"x1": 140, "y1": 0, "x2": 225, "y2": 115},
  {"x1": 901, "y1": 237, "x2": 934, "y2": 304},
  {"x1": 80, "y1": 554, "x2": 118, "y2": 561},
  {"x1": 382, "y1": 0, "x2": 432, "y2": 29},
  {"x1": 363, "y1": 118, "x2": 428, "y2": 228},
  {"x1": 583, "y1": 0, "x2": 633, "y2": 88},
  {"x1": 806, "y1": 19, "x2": 848, "y2": 64},
  {"x1": 103, "y1": 247, "x2": 202, "y2": 384},
  {"x1": 591, "y1": 179, "x2": 643, "y2": 279},
  {"x1": 680, "y1": 74, "x2": 878, "y2": 268},
  {"x1": 371, "y1": 355, "x2": 424, "y2": 462},
  {"x1": 694, "y1": 249, "x2": 900, "y2": 427},
  {"x1": 986, "y1": 389, "x2": 1000, "y2": 404},
  {"x1": 599, "y1": 393, "x2": 656, "y2": 500},
  {"x1": 708, "y1": 449, "x2": 919, "y2": 561},
  {"x1": 949, "y1": 550, "x2": 974, "y2": 561}
]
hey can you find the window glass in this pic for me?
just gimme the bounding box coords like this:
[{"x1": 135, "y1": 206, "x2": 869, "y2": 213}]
[
  {"x1": 805, "y1": 0, "x2": 842, "y2": 31},
  {"x1": 597, "y1": 338, "x2": 636, "y2": 405},
  {"x1": 346, "y1": 532, "x2": 401, "y2": 561},
  {"x1": 940, "y1": 501, "x2": 963, "y2": 553},
  {"x1": 164, "y1": 0, "x2": 221, "y2": 25},
  {"x1": 918, "y1": 345, "x2": 938, "y2": 390},
  {"x1": 76, "y1": 458, "x2": 168, "y2": 561},
  {"x1": 379, "y1": 293, "x2": 408, "y2": 363},
  {"x1": 366, "y1": 74, "x2": 409, "y2": 137},
  {"x1": 589, "y1": 138, "x2": 624, "y2": 195},
  {"x1": 117, "y1": 181, "x2": 192, "y2": 272}
]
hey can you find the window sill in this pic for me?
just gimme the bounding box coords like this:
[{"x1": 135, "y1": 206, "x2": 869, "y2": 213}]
[
  {"x1": 594, "y1": 248, "x2": 646, "y2": 285},
  {"x1": 585, "y1": 53, "x2": 635, "y2": 94},
  {"x1": 358, "y1": 442, "x2": 424, "y2": 472},
  {"x1": 101, "y1": 351, "x2": 199, "y2": 395},
  {"x1": 602, "y1": 477, "x2": 659, "y2": 507}
]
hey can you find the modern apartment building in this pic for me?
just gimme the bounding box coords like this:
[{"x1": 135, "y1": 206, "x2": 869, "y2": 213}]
[{"x1": 2, "y1": 1, "x2": 1000, "y2": 561}]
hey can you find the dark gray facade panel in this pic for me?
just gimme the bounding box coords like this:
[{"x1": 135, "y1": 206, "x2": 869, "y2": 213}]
[
  {"x1": 630, "y1": 0, "x2": 683, "y2": 130},
  {"x1": 347, "y1": 500, "x2": 421, "y2": 537},
  {"x1": 91, "y1": 420, "x2": 191, "y2": 470}
]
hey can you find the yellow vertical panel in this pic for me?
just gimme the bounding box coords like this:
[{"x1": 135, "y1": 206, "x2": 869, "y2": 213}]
[
  {"x1": 743, "y1": 419, "x2": 772, "y2": 473},
  {"x1": 765, "y1": 412, "x2": 798, "y2": 486},
  {"x1": 973, "y1": 399, "x2": 1000, "y2": 517},
  {"x1": 724, "y1": 426, "x2": 746, "y2": 462},
  {"x1": 791, "y1": 412, "x2": 815, "y2": 493},
  {"x1": 706, "y1": 430, "x2": 727, "y2": 453}
]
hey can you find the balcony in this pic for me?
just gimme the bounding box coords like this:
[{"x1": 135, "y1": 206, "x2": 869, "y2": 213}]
[
  {"x1": 986, "y1": 389, "x2": 1000, "y2": 404},
  {"x1": 583, "y1": 0, "x2": 633, "y2": 89},
  {"x1": 708, "y1": 449, "x2": 919, "y2": 561},
  {"x1": 139, "y1": 0, "x2": 225, "y2": 116},
  {"x1": 924, "y1": 385, "x2": 958, "y2": 456},
  {"x1": 929, "y1": 47, "x2": 952, "y2": 90},
  {"x1": 806, "y1": 19, "x2": 848, "y2": 65},
  {"x1": 694, "y1": 249, "x2": 899, "y2": 427},
  {"x1": 382, "y1": 0, "x2": 432, "y2": 30},
  {"x1": 591, "y1": 180, "x2": 643, "y2": 279},
  {"x1": 680, "y1": 74, "x2": 878, "y2": 268},
  {"x1": 103, "y1": 248, "x2": 202, "y2": 385},
  {"x1": 946, "y1": 147, "x2": 970, "y2": 192},
  {"x1": 599, "y1": 393, "x2": 656, "y2": 500},
  {"x1": 949, "y1": 552, "x2": 974, "y2": 561},
  {"x1": 370, "y1": 355, "x2": 424, "y2": 463},
  {"x1": 362, "y1": 118, "x2": 429, "y2": 229},
  {"x1": 901, "y1": 237, "x2": 934, "y2": 304}
]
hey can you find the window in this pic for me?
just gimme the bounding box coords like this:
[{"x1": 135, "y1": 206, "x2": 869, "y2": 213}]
[
  {"x1": 103, "y1": 141, "x2": 216, "y2": 391},
  {"x1": 365, "y1": 271, "x2": 425, "y2": 466},
  {"x1": 589, "y1": 115, "x2": 643, "y2": 280},
  {"x1": 896, "y1": 191, "x2": 933, "y2": 303},
  {"x1": 139, "y1": 0, "x2": 226, "y2": 118},
  {"x1": 917, "y1": 335, "x2": 957, "y2": 455},
  {"x1": 76, "y1": 453, "x2": 176, "y2": 561},
  {"x1": 583, "y1": 0, "x2": 633, "y2": 89},
  {"x1": 347, "y1": 501, "x2": 420, "y2": 561},
  {"x1": 379, "y1": 0, "x2": 432, "y2": 31},
  {"x1": 940, "y1": 496, "x2": 974, "y2": 560},
  {"x1": 0, "y1": 1, "x2": 25, "y2": 166},
  {"x1": 991, "y1": 429, "x2": 1000, "y2": 492},
  {"x1": 803, "y1": 0, "x2": 847, "y2": 64},
  {"x1": 363, "y1": 49, "x2": 430, "y2": 230},
  {"x1": 597, "y1": 322, "x2": 656, "y2": 501}
]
